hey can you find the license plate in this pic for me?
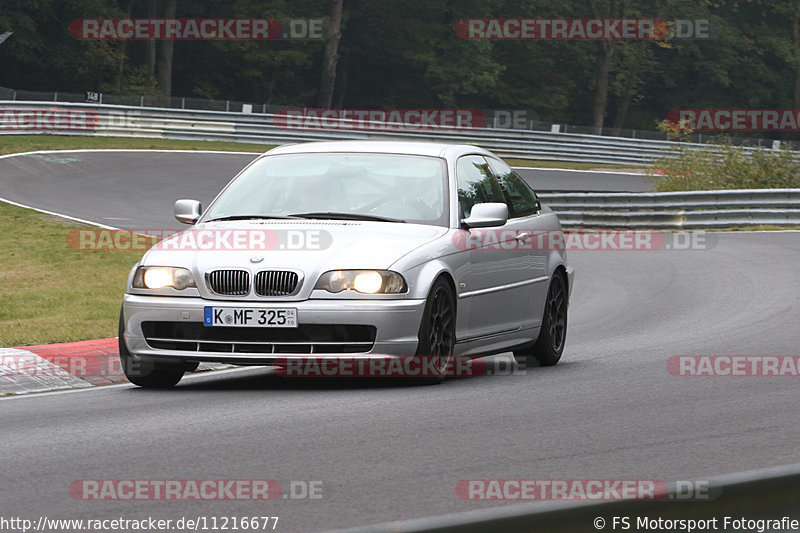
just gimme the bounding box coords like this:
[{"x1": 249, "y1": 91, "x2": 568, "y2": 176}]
[{"x1": 204, "y1": 307, "x2": 297, "y2": 328}]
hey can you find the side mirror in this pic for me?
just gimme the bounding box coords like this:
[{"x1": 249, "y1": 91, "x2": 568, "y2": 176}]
[
  {"x1": 462, "y1": 202, "x2": 508, "y2": 228},
  {"x1": 174, "y1": 199, "x2": 202, "y2": 225}
]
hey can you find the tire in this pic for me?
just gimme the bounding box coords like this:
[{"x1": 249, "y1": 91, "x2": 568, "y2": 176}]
[
  {"x1": 514, "y1": 272, "x2": 568, "y2": 368},
  {"x1": 118, "y1": 308, "x2": 185, "y2": 388},
  {"x1": 415, "y1": 278, "x2": 456, "y2": 384}
]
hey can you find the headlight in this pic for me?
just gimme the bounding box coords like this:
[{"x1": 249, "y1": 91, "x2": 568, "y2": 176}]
[
  {"x1": 314, "y1": 270, "x2": 407, "y2": 294},
  {"x1": 132, "y1": 266, "x2": 196, "y2": 290}
]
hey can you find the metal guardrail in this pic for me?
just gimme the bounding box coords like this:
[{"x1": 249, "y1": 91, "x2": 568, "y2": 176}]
[
  {"x1": 0, "y1": 101, "x2": 793, "y2": 166},
  {"x1": 328, "y1": 463, "x2": 800, "y2": 533},
  {"x1": 4, "y1": 84, "x2": 787, "y2": 145},
  {"x1": 538, "y1": 189, "x2": 800, "y2": 229}
]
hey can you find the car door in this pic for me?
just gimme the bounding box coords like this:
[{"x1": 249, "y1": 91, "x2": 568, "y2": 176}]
[
  {"x1": 455, "y1": 154, "x2": 528, "y2": 338},
  {"x1": 486, "y1": 157, "x2": 551, "y2": 328}
]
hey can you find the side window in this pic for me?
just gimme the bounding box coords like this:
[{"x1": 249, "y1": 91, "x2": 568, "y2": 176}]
[
  {"x1": 456, "y1": 155, "x2": 505, "y2": 218},
  {"x1": 487, "y1": 158, "x2": 541, "y2": 218}
]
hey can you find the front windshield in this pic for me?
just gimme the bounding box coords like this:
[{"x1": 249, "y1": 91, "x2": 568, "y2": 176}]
[{"x1": 204, "y1": 153, "x2": 448, "y2": 226}]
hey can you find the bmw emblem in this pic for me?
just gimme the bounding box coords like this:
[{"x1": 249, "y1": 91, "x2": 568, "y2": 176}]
[{"x1": 250, "y1": 256, "x2": 264, "y2": 263}]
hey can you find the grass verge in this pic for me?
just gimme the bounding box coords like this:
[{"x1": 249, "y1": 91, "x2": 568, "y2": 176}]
[{"x1": 0, "y1": 202, "x2": 151, "y2": 347}]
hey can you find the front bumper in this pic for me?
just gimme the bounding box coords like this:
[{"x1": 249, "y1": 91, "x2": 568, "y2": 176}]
[{"x1": 122, "y1": 294, "x2": 426, "y2": 364}]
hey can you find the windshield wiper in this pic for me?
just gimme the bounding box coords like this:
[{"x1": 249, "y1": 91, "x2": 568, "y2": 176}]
[
  {"x1": 288, "y1": 212, "x2": 406, "y2": 223},
  {"x1": 206, "y1": 214, "x2": 302, "y2": 222}
]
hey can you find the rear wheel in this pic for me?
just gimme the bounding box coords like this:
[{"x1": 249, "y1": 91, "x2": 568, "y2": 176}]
[
  {"x1": 514, "y1": 273, "x2": 568, "y2": 368},
  {"x1": 415, "y1": 278, "x2": 456, "y2": 384},
  {"x1": 118, "y1": 309, "x2": 185, "y2": 388}
]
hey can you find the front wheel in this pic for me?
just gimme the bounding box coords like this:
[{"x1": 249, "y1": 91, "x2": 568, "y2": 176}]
[
  {"x1": 415, "y1": 278, "x2": 456, "y2": 384},
  {"x1": 514, "y1": 273, "x2": 568, "y2": 367},
  {"x1": 118, "y1": 309, "x2": 185, "y2": 388}
]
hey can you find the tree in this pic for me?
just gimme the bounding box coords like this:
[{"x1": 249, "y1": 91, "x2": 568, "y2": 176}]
[
  {"x1": 317, "y1": 0, "x2": 343, "y2": 108},
  {"x1": 146, "y1": 0, "x2": 156, "y2": 79},
  {"x1": 157, "y1": 0, "x2": 176, "y2": 96},
  {"x1": 587, "y1": 0, "x2": 623, "y2": 131}
]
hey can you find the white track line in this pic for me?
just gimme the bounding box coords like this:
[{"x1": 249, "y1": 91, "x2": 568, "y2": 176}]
[{"x1": 0, "y1": 195, "x2": 120, "y2": 229}]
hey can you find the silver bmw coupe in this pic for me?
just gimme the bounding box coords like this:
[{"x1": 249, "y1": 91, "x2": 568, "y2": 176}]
[{"x1": 119, "y1": 141, "x2": 574, "y2": 387}]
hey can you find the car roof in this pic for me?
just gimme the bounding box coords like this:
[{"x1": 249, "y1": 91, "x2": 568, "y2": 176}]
[{"x1": 265, "y1": 140, "x2": 493, "y2": 158}]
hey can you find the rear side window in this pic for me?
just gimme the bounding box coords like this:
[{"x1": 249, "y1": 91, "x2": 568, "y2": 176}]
[
  {"x1": 487, "y1": 158, "x2": 541, "y2": 218},
  {"x1": 456, "y1": 155, "x2": 505, "y2": 218}
]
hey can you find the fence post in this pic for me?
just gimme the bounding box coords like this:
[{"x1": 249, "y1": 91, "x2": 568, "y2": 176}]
[{"x1": 54, "y1": 92, "x2": 58, "y2": 102}]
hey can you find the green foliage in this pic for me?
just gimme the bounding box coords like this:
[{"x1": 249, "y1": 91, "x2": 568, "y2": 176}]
[
  {"x1": 656, "y1": 118, "x2": 694, "y2": 141},
  {"x1": 651, "y1": 142, "x2": 800, "y2": 191},
  {"x1": 0, "y1": 0, "x2": 123, "y2": 90},
  {"x1": 1, "y1": 0, "x2": 800, "y2": 134},
  {"x1": 101, "y1": 64, "x2": 160, "y2": 95}
]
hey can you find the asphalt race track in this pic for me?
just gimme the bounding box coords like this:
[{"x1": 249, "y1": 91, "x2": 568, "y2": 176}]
[
  {"x1": 0, "y1": 150, "x2": 653, "y2": 231},
  {"x1": 0, "y1": 151, "x2": 261, "y2": 230},
  {"x1": 1, "y1": 151, "x2": 799, "y2": 532}
]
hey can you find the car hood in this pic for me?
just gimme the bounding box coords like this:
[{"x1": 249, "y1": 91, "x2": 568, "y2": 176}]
[{"x1": 142, "y1": 220, "x2": 448, "y2": 272}]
